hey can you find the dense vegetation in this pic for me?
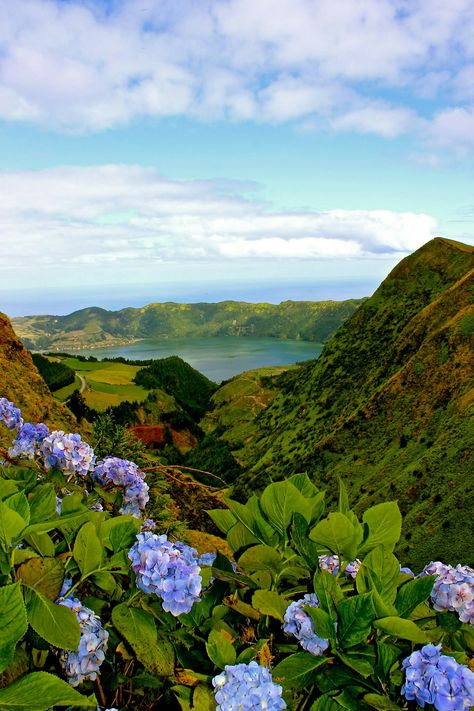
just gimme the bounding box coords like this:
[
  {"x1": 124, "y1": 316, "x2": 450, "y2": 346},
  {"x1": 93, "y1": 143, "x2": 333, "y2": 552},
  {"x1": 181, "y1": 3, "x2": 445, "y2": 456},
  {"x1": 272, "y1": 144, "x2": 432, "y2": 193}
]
[
  {"x1": 12, "y1": 298, "x2": 363, "y2": 351},
  {"x1": 205, "y1": 239, "x2": 474, "y2": 569},
  {"x1": 134, "y1": 355, "x2": 217, "y2": 419},
  {"x1": 31, "y1": 354, "x2": 75, "y2": 392},
  {"x1": 0, "y1": 407, "x2": 472, "y2": 710}
]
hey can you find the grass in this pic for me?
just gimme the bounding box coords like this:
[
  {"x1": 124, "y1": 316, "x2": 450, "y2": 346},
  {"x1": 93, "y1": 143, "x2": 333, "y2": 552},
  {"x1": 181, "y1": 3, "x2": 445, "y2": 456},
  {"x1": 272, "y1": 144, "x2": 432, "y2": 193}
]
[{"x1": 53, "y1": 356, "x2": 149, "y2": 411}]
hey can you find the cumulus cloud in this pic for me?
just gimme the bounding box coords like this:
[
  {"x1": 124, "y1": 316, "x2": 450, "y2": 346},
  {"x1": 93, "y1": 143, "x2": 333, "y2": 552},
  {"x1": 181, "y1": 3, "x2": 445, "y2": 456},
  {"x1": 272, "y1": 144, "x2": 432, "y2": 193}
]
[
  {"x1": 0, "y1": 165, "x2": 437, "y2": 286},
  {"x1": 0, "y1": 0, "x2": 473, "y2": 151}
]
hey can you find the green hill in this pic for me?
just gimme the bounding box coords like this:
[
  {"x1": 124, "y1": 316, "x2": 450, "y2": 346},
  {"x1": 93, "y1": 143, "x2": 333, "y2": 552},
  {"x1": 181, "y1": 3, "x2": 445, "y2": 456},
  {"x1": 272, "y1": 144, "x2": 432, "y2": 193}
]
[
  {"x1": 11, "y1": 298, "x2": 363, "y2": 350},
  {"x1": 217, "y1": 238, "x2": 474, "y2": 569}
]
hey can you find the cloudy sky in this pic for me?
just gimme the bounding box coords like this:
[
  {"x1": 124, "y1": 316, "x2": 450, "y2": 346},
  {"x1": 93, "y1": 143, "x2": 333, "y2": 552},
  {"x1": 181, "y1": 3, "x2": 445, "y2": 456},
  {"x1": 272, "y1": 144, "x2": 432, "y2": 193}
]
[{"x1": 1, "y1": 0, "x2": 473, "y2": 313}]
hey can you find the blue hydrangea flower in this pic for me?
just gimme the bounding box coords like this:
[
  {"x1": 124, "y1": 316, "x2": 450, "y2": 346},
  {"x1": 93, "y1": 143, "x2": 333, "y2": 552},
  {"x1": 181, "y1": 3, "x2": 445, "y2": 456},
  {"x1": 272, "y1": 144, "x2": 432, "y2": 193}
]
[
  {"x1": 283, "y1": 593, "x2": 329, "y2": 656},
  {"x1": 9, "y1": 422, "x2": 49, "y2": 459},
  {"x1": 421, "y1": 561, "x2": 474, "y2": 625},
  {"x1": 402, "y1": 643, "x2": 474, "y2": 710},
  {"x1": 141, "y1": 518, "x2": 157, "y2": 531},
  {"x1": 128, "y1": 531, "x2": 202, "y2": 616},
  {"x1": 0, "y1": 397, "x2": 23, "y2": 430},
  {"x1": 56, "y1": 592, "x2": 108, "y2": 687},
  {"x1": 319, "y1": 554, "x2": 361, "y2": 579},
  {"x1": 400, "y1": 566, "x2": 415, "y2": 577},
  {"x1": 41, "y1": 431, "x2": 95, "y2": 477},
  {"x1": 92, "y1": 457, "x2": 149, "y2": 516},
  {"x1": 56, "y1": 496, "x2": 62, "y2": 515},
  {"x1": 212, "y1": 661, "x2": 286, "y2": 710},
  {"x1": 199, "y1": 552, "x2": 217, "y2": 567}
]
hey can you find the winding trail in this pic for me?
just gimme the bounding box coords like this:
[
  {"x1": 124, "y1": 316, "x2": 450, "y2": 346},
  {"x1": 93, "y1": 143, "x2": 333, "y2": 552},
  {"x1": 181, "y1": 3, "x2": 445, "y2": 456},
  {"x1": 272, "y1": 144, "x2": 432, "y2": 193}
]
[{"x1": 77, "y1": 374, "x2": 87, "y2": 394}]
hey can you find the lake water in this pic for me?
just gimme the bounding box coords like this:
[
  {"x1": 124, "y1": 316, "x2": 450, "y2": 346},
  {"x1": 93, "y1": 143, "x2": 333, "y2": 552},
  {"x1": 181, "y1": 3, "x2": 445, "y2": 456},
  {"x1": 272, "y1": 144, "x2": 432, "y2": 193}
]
[{"x1": 75, "y1": 336, "x2": 323, "y2": 382}]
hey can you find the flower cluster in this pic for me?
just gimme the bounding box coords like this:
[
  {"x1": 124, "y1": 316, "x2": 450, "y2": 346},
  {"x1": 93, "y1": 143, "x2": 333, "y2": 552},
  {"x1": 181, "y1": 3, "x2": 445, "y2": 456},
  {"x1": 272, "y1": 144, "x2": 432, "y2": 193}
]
[
  {"x1": 92, "y1": 457, "x2": 149, "y2": 517},
  {"x1": 421, "y1": 561, "x2": 474, "y2": 625},
  {"x1": 56, "y1": 592, "x2": 109, "y2": 687},
  {"x1": 9, "y1": 422, "x2": 49, "y2": 459},
  {"x1": 0, "y1": 397, "x2": 23, "y2": 430},
  {"x1": 212, "y1": 662, "x2": 286, "y2": 711},
  {"x1": 41, "y1": 431, "x2": 95, "y2": 477},
  {"x1": 401, "y1": 566, "x2": 415, "y2": 577},
  {"x1": 283, "y1": 593, "x2": 329, "y2": 656},
  {"x1": 318, "y1": 554, "x2": 361, "y2": 579},
  {"x1": 402, "y1": 644, "x2": 474, "y2": 710},
  {"x1": 128, "y1": 531, "x2": 202, "y2": 616}
]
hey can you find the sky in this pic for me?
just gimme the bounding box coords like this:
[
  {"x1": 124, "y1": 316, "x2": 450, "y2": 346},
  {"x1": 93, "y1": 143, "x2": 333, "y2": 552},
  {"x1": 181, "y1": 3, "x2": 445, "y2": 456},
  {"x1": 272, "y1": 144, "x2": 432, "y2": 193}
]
[{"x1": 0, "y1": 0, "x2": 473, "y2": 315}]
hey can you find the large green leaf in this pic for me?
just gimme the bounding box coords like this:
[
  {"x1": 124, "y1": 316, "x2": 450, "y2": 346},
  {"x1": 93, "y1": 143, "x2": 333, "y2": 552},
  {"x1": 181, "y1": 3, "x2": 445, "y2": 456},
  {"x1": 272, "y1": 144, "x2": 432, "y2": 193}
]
[
  {"x1": 225, "y1": 498, "x2": 263, "y2": 541},
  {"x1": 101, "y1": 516, "x2": 140, "y2": 552},
  {"x1": 73, "y1": 521, "x2": 103, "y2": 576},
  {"x1": 206, "y1": 629, "x2": 236, "y2": 669},
  {"x1": 337, "y1": 592, "x2": 376, "y2": 648},
  {"x1": 0, "y1": 583, "x2": 27, "y2": 673},
  {"x1": 305, "y1": 606, "x2": 336, "y2": 641},
  {"x1": 206, "y1": 509, "x2": 236, "y2": 534},
  {"x1": 310, "y1": 512, "x2": 361, "y2": 560},
  {"x1": 28, "y1": 484, "x2": 56, "y2": 524},
  {"x1": 227, "y1": 522, "x2": 259, "y2": 553},
  {"x1": 16, "y1": 557, "x2": 64, "y2": 600},
  {"x1": 273, "y1": 652, "x2": 327, "y2": 690},
  {"x1": 313, "y1": 570, "x2": 343, "y2": 618},
  {"x1": 374, "y1": 616, "x2": 429, "y2": 644},
  {"x1": 24, "y1": 587, "x2": 80, "y2": 650},
  {"x1": 112, "y1": 603, "x2": 175, "y2": 676},
  {"x1": 288, "y1": 472, "x2": 318, "y2": 497},
  {"x1": 360, "y1": 503, "x2": 401, "y2": 554},
  {"x1": 0, "y1": 671, "x2": 96, "y2": 708},
  {"x1": 292, "y1": 512, "x2": 321, "y2": 568},
  {"x1": 358, "y1": 547, "x2": 400, "y2": 604},
  {"x1": 260, "y1": 481, "x2": 312, "y2": 536},
  {"x1": 5, "y1": 492, "x2": 30, "y2": 525},
  {"x1": 22, "y1": 511, "x2": 90, "y2": 537},
  {"x1": 395, "y1": 576, "x2": 436, "y2": 618},
  {"x1": 363, "y1": 693, "x2": 402, "y2": 710},
  {"x1": 252, "y1": 590, "x2": 288, "y2": 621},
  {"x1": 0, "y1": 501, "x2": 26, "y2": 549},
  {"x1": 238, "y1": 544, "x2": 283, "y2": 575}
]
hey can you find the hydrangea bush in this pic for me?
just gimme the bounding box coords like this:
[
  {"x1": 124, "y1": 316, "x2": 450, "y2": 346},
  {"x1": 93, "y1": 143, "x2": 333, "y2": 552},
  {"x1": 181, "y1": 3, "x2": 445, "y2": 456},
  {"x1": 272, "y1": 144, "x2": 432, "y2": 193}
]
[{"x1": 0, "y1": 399, "x2": 473, "y2": 711}]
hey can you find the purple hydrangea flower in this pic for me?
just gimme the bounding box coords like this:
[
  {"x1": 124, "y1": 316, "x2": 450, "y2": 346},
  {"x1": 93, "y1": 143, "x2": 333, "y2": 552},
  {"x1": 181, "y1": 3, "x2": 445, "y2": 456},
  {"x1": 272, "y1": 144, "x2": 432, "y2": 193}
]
[
  {"x1": 401, "y1": 566, "x2": 415, "y2": 577},
  {"x1": 56, "y1": 592, "x2": 108, "y2": 687},
  {"x1": 41, "y1": 431, "x2": 95, "y2": 477},
  {"x1": 9, "y1": 422, "x2": 49, "y2": 459},
  {"x1": 212, "y1": 661, "x2": 286, "y2": 710},
  {"x1": 402, "y1": 643, "x2": 474, "y2": 710},
  {"x1": 141, "y1": 518, "x2": 157, "y2": 532},
  {"x1": 56, "y1": 496, "x2": 62, "y2": 515},
  {"x1": 0, "y1": 398, "x2": 23, "y2": 430},
  {"x1": 92, "y1": 457, "x2": 149, "y2": 516},
  {"x1": 128, "y1": 531, "x2": 202, "y2": 616},
  {"x1": 421, "y1": 561, "x2": 474, "y2": 625},
  {"x1": 319, "y1": 554, "x2": 361, "y2": 579},
  {"x1": 283, "y1": 593, "x2": 329, "y2": 656},
  {"x1": 199, "y1": 552, "x2": 217, "y2": 567}
]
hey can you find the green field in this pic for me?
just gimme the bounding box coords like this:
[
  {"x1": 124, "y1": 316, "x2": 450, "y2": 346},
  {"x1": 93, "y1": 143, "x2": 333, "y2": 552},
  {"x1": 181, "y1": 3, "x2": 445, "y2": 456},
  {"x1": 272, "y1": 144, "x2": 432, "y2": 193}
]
[{"x1": 52, "y1": 356, "x2": 149, "y2": 410}]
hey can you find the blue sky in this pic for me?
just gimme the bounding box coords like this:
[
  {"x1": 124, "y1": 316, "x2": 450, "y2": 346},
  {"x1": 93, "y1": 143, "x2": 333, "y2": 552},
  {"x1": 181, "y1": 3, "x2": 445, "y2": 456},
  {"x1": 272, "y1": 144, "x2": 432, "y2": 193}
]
[{"x1": 0, "y1": 0, "x2": 473, "y2": 314}]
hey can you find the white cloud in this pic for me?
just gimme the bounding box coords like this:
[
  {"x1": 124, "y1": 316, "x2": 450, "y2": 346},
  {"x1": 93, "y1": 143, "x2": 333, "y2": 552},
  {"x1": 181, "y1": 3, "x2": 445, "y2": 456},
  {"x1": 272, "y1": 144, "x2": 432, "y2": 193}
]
[
  {"x1": 0, "y1": 0, "x2": 473, "y2": 151},
  {"x1": 0, "y1": 165, "x2": 437, "y2": 287}
]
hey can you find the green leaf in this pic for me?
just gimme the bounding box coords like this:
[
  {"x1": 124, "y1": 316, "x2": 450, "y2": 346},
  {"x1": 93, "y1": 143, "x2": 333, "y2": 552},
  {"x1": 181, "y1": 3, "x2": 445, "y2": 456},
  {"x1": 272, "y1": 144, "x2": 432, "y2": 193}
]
[
  {"x1": 112, "y1": 603, "x2": 175, "y2": 676},
  {"x1": 0, "y1": 583, "x2": 27, "y2": 673},
  {"x1": 0, "y1": 479, "x2": 20, "y2": 500},
  {"x1": 337, "y1": 592, "x2": 376, "y2": 648},
  {"x1": 5, "y1": 491, "x2": 30, "y2": 525},
  {"x1": 238, "y1": 544, "x2": 283, "y2": 575},
  {"x1": 192, "y1": 685, "x2": 215, "y2": 711},
  {"x1": 28, "y1": 484, "x2": 56, "y2": 524},
  {"x1": 225, "y1": 498, "x2": 263, "y2": 541},
  {"x1": 0, "y1": 501, "x2": 26, "y2": 549},
  {"x1": 313, "y1": 570, "x2": 343, "y2": 617},
  {"x1": 360, "y1": 503, "x2": 401, "y2": 554},
  {"x1": 206, "y1": 508, "x2": 236, "y2": 534},
  {"x1": 395, "y1": 576, "x2": 436, "y2": 618},
  {"x1": 358, "y1": 547, "x2": 400, "y2": 604},
  {"x1": 289, "y1": 472, "x2": 318, "y2": 497},
  {"x1": 16, "y1": 557, "x2": 64, "y2": 600},
  {"x1": 23, "y1": 532, "x2": 55, "y2": 557},
  {"x1": 206, "y1": 629, "x2": 236, "y2": 669},
  {"x1": 0, "y1": 671, "x2": 96, "y2": 708},
  {"x1": 338, "y1": 479, "x2": 350, "y2": 514},
  {"x1": 310, "y1": 695, "x2": 342, "y2": 710},
  {"x1": 374, "y1": 616, "x2": 429, "y2": 643},
  {"x1": 375, "y1": 641, "x2": 401, "y2": 679},
  {"x1": 273, "y1": 652, "x2": 327, "y2": 690},
  {"x1": 227, "y1": 522, "x2": 259, "y2": 553},
  {"x1": 73, "y1": 521, "x2": 103, "y2": 576},
  {"x1": 24, "y1": 587, "x2": 81, "y2": 650},
  {"x1": 305, "y1": 605, "x2": 336, "y2": 641},
  {"x1": 23, "y1": 511, "x2": 91, "y2": 537},
  {"x1": 251, "y1": 590, "x2": 288, "y2": 621},
  {"x1": 335, "y1": 649, "x2": 374, "y2": 678},
  {"x1": 310, "y1": 512, "x2": 361, "y2": 561},
  {"x1": 260, "y1": 481, "x2": 312, "y2": 536},
  {"x1": 363, "y1": 694, "x2": 401, "y2": 710},
  {"x1": 292, "y1": 512, "x2": 321, "y2": 568},
  {"x1": 92, "y1": 571, "x2": 117, "y2": 592}
]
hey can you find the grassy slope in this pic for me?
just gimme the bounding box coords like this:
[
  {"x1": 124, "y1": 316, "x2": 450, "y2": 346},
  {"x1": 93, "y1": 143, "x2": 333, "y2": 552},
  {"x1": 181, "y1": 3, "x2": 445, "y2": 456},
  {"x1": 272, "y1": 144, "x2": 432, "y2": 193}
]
[
  {"x1": 0, "y1": 312, "x2": 81, "y2": 449},
  {"x1": 12, "y1": 299, "x2": 363, "y2": 350},
  {"x1": 226, "y1": 238, "x2": 474, "y2": 568}
]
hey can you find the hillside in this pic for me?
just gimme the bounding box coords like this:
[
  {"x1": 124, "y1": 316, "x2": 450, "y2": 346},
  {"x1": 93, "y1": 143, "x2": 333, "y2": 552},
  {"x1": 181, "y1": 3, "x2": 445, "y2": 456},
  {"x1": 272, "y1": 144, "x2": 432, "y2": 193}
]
[
  {"x1": 11, "y1": 298, "x2": 363, "y2": 351},
  {"x1": 219, "y1": 238, "x2": 474, "y2": 568},
  {"x1": 0, "y1": 311, "x2": 80, "y2": 449}
]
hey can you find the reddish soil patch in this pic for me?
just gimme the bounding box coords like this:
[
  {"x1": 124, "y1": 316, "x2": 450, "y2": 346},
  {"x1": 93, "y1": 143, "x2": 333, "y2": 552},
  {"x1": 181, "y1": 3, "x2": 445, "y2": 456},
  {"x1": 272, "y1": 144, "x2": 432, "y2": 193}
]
[{"x1": 130, "y1": 424, "x2": 197, "y2": 453}]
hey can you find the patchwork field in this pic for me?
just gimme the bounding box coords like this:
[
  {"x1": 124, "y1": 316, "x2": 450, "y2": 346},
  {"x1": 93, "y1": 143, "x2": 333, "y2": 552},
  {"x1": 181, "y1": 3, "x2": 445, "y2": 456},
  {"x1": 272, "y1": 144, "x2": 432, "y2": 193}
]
[{"x1": 52, "y1": 356, "x2": 149, "y2": 410}]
